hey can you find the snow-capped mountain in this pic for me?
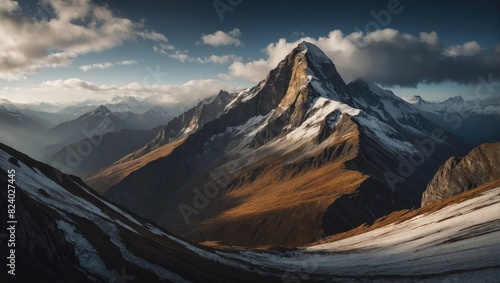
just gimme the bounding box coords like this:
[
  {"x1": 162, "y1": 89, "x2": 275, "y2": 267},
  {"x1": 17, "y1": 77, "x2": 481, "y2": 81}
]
[
  {"x1": 43, "y1": 90, "x2": 235, "y2": 178},
  {"x1": 81, "y1": 90, "x2": 236, "y2": 193},
  {"x1": 405, "y1": 95, "x2": 500, "y2": 144},
  {"x1": 57, "y1": 97, "x2": 147, "y2": 118},
  {"x1": 57, "y1": 96, "x2": 186, "y2": 119},
  {"x1": 1, "y1": 142, "x2": 498, "y2": 282},
  {"x1": 102, "y1": 42, "x2": 468, "y2": 247},
  {"x1": 32, "y1": 105, "x2": 142, "y2": 160},
  {"x1": 117, "y1": 90, "x2": 237, "y2": 163},
  {"x1": 406, "y1": 95, "x2": 500, "y2": 116}
]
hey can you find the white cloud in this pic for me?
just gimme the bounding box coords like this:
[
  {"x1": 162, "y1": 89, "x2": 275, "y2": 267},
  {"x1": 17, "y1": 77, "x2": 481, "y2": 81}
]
[
  {"x1": 419, "y1": 31, "x2": 438, "y2": 45},
  {"x1": 443, "y1": 41, "x2": 483, "y2": 57},
  {"x1": 168, "y1": 50, "x2": 191, "y2": 62},
  {"x1": 219, "y1": 29, "x2": 498, "y2": 86},
  {"x1": 154, "y1": 43, "x2": 241, "y2": 65},
  {"x1": 201, "y1": 28, "x2": 242, "y2": 47},
  {"x1": 117, "y1": 60, "x2": 138, "y2": 66},
  {"x1": 154, "y1": 44, "x2": 190, "y2": 62},
  {"x1": 137, "y1": 30, "x2": 168, "y2": 42},
  {"x1": 40, "y1": 78, "x2": 102, "y2": 92},
  {"x1": 194, "y1": 54, "x2": 242, "y2": 65},
  {"x1": 37, "y1": 78, "x2": 234, "y2": 105},
  {"x1": 0, "y1": 0, "x2": 167, "y2": 80},
  {"x1": 219, "y1": 59, "x2": 268, "y2": 81},
  {"x1": 78, "y1": 60, "x2": 137, "y2": 71},
  {"x1": 79, "y1": 62, "x2": 113, "y2": 71}
]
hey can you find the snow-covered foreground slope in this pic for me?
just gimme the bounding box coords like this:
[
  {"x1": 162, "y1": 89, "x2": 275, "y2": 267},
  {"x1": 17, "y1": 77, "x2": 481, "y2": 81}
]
[
  {"x1": 223, "y1": 187, "x2": 500, "y2": 282},
  {"x1": 0, "y1": 144, "x2": 282, "y2": 282},
  {"x1": 1, "y1": 142, "x2": 499, "y2": 282}
]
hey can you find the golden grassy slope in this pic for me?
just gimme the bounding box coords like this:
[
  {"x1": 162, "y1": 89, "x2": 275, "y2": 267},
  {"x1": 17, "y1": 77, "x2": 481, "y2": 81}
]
[
  {"x1": 84, "y1": 137, "x2": 187, "y2": 194},
  {"x1": 169, "y1": 133, "x2": 367, "y2": 248}
]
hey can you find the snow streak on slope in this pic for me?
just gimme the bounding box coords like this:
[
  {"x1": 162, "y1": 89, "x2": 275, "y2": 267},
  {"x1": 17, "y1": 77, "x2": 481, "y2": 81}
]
[
  {"x1": 0, "y1": 150, "x2": 190, "y2": 282},
  {"x1": 286, "y1": 97, "x2": 360, "y2": 141},
  {"x1": 356, "y1": 114, "x2": 415, "y2": 153},
  {"x1": 2, "y1": 145, "x2": 499, "y2": 281},
  {"x1": 56, "y1": 220, "x2": 112, "y2": 280}
]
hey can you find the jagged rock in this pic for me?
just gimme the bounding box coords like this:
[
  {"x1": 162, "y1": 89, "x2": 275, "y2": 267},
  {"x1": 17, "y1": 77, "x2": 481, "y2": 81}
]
[{"x1": 421, "y1": 142, "x2": 500, "y2": 206}]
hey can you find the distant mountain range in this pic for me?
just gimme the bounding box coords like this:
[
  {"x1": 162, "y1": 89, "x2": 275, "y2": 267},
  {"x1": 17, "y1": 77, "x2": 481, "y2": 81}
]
[
  {"x1": 0, "y1": 102, "x2": 181, "y2": 162},
  {"x1": 44, "y1": 91, "x2": 234, "y2": 177},
  {"x1": 405, "y1": 95, "x2": 500, "y2": 144},
  {"x1": 0, "y1": 96, "x2": 194, "y2": 156}
]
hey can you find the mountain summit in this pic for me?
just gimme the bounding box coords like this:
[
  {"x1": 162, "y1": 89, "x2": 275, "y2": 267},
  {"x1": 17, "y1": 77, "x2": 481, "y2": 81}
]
[{"x1": 103, "y1": 42, "x2": 467, "y2": 247}]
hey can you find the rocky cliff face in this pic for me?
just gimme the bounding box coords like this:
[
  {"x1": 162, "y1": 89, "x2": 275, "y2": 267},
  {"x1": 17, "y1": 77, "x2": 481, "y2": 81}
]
[{"x1": 421, "y1": 142, "x2": 500, "y2": 206}]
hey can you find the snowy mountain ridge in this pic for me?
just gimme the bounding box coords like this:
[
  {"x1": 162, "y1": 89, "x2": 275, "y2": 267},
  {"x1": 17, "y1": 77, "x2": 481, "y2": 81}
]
[
  {"x1": 104, "y1": 42, "x2": 467, "y2": 247},
  {"x1": 404, "y1": 95, "x2": 500, "y2": 144},
  {"x1": 405, "y1": 95, "x2": 500, "y2": 116}
]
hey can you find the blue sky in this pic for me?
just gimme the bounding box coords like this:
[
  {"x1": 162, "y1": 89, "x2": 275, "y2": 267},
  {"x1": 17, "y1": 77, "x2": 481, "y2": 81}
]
[{"x1": 0, "y1": 0, "x2": 499, "y2": 104}]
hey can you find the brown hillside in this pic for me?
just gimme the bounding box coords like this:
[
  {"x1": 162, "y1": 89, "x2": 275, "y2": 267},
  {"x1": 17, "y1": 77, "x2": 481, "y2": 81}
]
[{"x1": 84, "y1": 137, "x2": 187, "y2": 194}]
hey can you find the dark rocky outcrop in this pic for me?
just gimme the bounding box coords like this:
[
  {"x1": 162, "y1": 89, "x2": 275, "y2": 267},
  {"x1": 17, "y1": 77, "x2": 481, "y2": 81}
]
[{"x1": 421, "y1": 142, "x2": 500, "y2": 206}]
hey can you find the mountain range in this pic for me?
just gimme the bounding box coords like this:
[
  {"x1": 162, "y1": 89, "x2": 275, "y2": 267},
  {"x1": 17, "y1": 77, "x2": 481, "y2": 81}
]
[
  {"x1": 406, "y1": 95, "x2": 500, "y2": 144},
  {"x1": 1, "y1": 41, "x2": 499, "y2": 282},
  {"x1": 100, "y1": 42, "x2": 469, "y2": 247},
  {"x1": 0, "y1": 99, "x2": 186, "y2": 160}
]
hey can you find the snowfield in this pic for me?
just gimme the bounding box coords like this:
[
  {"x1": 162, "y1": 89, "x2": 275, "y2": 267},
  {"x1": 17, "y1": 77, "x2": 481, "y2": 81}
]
[{"x1": 219, "y1": 187, "x2": 500, "y2": 282}]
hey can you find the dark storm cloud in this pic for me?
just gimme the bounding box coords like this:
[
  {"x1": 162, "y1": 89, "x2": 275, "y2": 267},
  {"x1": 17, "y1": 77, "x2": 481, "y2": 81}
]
[{"x1": 223, "y1": 29, "x2": 500, "y2": 87}]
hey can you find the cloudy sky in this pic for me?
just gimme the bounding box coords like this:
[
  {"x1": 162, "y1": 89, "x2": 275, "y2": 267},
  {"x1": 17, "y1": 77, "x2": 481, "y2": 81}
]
[{"x1": 0, "y1": 0, "x2": 499, "y2": 105}]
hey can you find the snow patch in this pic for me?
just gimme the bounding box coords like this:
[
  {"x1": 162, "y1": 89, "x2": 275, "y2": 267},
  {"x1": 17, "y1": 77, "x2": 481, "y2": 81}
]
[
  {"x1": 356, "y1": 115, "x2": 415, "y2": 153},
  {"x1": 56, "y1": 220, "x2": 111, "y2": 280},
  {"x1": 285, "y1": 97, "x2": 360, "y2": 141},
  {"x1": 115, "y1": 219, "x2": 140, "y2": 235}
]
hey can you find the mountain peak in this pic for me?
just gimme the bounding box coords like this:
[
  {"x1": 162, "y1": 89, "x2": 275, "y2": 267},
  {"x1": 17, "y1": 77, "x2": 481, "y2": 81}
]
[
  {"x1": 297, "y1": 41, "x2": 332, "y2": 63},
  {"x1": 97, "y1": 104, "x2": 110, "y2": 111},
  {"x1": 403, "y1": 95, "x2": 431, "y2": 105},
  {"x1": 90, "y1": 105, "x2": 112, "y2": 117},
  {"x1": 290, "y1": 41, "x2": 347, "y2": 96},
  {"x1": 348, "y1": 78, "x2": 400, "y2": 101},
  {"x1": 444, "y1": 95, "x2": 465, "y2": 104}
]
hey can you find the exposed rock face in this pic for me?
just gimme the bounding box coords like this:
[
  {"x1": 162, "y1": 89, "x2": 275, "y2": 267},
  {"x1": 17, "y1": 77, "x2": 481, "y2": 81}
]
[
  {"x1": 421, "y1": 142, "x2": 500, "y2": 206},
  {"x1": 117, "y1": 90, "x2": 236, "y2": 163},
  {"x1": 104, "y1": 42, "x2": 467, "y2": 247}
]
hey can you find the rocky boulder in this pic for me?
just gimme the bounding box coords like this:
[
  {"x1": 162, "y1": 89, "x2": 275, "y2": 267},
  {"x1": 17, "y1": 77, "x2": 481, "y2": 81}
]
[{"x1": 421, "y1": 142, "x2": 500, "y2": 206}]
